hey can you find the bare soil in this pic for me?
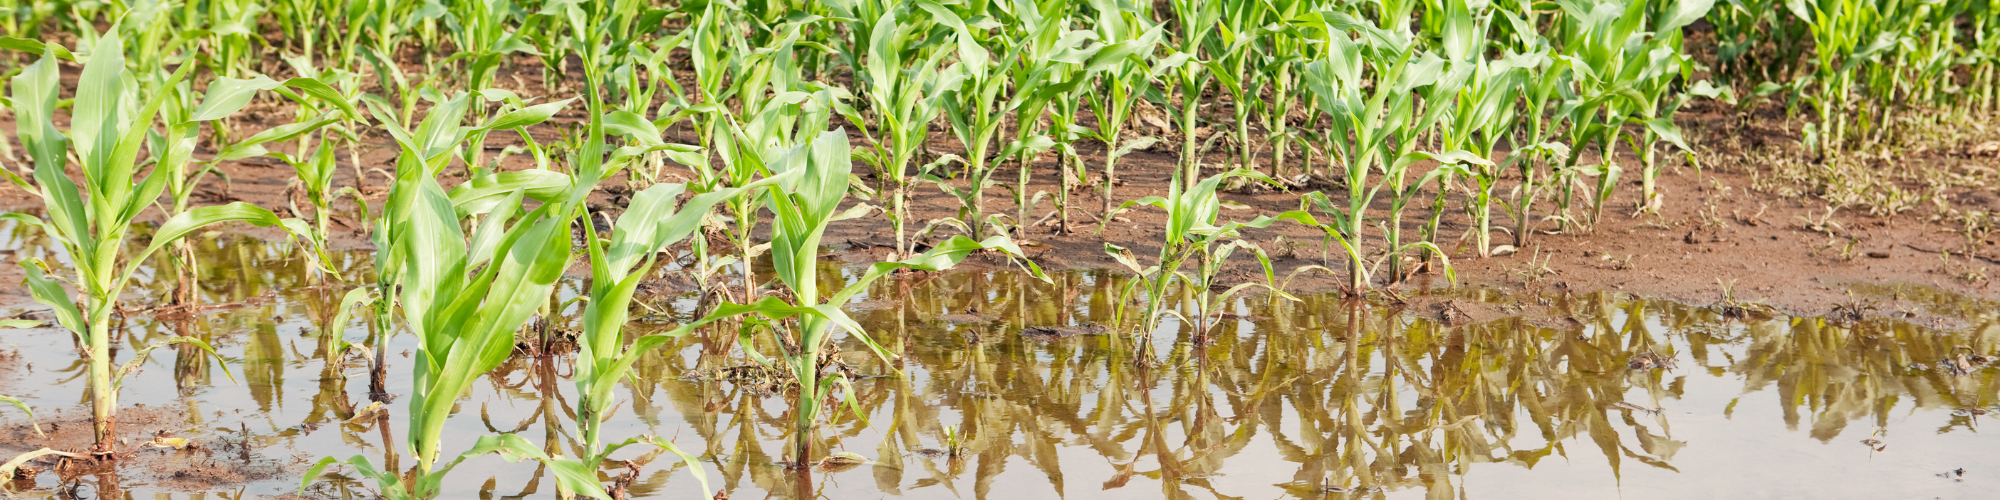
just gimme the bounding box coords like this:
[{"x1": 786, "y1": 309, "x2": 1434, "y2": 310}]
[
  {"x1": 3, "y1": 97, "x2": 1997, "y2": 321},
  {"x1": 0, "y1": 405, "x2": 297, "y2": 493}
]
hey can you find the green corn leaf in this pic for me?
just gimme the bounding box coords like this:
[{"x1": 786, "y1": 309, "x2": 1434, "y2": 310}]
[
  {"x1": 0, "y1": 396, "x2": 41, "y2": 437},
  {"x1": 477, "y1": 97, "x2": 575, "y2": 133},
  {"x1": 325, "y1": 288, "x2": 376, "y2": 346},
  {"x1": 603, "y1": 109, "x2": 663, "y2": 143},
  {"x1": 449, "y1": 170, "x2": 573, "y2": 214},
  {"x1": 114, "y1": 336, "x2": 236, "y2": 389},
  {"x1": 192, "y1": 75, "x2": 283, "y2": 121},
  {"x1": 15, "y1": 258, "x2": 84, "y2": 336},
  {"x1": 458, "y1": 434, "x2": 611, "y2": 499},
  {"x1": 12, "y1": 52, "x2": 69, "y2": 177},
  {"x1": 73, "y1": 33, "x2": 126, "y2": 189},
  {"x1": 636, "y1": 436, "x2": 714, "y2": 497},
  {"x1": 1640, "y1": 117, "x2": 1691, "y2": 151},
  {"x1": 125, "y1": 203, "x2": 298, "y2": 289},
  {"x1": 0, "y1": 38, "x2": 77, "y2": 60}
]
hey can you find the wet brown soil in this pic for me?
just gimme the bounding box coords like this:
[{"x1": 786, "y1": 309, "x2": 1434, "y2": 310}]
[
  {"x1": 9, "y1": 102, "x2": 1992, "y2": 323},
  {"x1": 0, "y1": 405, "x2": 297, "y2": 493}
]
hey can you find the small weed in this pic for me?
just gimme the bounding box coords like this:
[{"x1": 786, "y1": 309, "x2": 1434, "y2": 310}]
[
  {"x1": 1513, "y1": 250, "x2": 1558, "y2": 286},
  {"x1": 1799, "y1": 206, "x2": 1844, "y2": 236},
  {"x1": 1714, "y1": 279, "x2": 1775, "y2": 319}
]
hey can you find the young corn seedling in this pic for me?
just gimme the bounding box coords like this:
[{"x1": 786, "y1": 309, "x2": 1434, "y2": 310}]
[
  {"x1": 1423, "y1": 1, "x2": 1532, "y2": 258},
  {"x1": 303, "y1": 91, "x2": 598, "y2": 500},
  {"x1": 568, "y1": 178, "x2": 752, "y2": 494},
  {"x1": 1078, "y1": 0, "x2": 1164, "y2": 219},
  {"x1": 1556, "y1": 0, "x2": 1714, "y2": 221},
  {"x1": 604, "y1": 35, "x2": 704, "y2": 189},
  {"x1": 548, "y1": 60, "x2": 722, "y2": 495},
  {"x1": 353, "y1": 87, "x2": 570, "y2": 398},
  {"x1": 1447, "y1": 53, "x2": 1535, "y2": 258},
  {"x1": 1259, "y1": 9, "x2": 1314, "y2": 182},
  {"x1": 852, "y1": 6, "x2": 959, "y2": 259},
  {"x1": 687, "y1": 17, "x2": 834, "y2": 302},
  {"x1": 935, "y1": 6, "x2": 1028, "y2": 240},
  {"x1": 1204, "y1": 0, "x2": 1276, "y2": 178},
  {"x1": 1021, "y1": 2, "x2": 1163, "y2": 235},
  {"x1": 2, "y1": 35, "x2": 310, "y2": 456},
  {"x1": 1491, "y1": 14, "x2": 1572, "y2": 249},
  {"x1": 1786, "y1": 0, "x2": 1899, "y2": 157},
  {"x1": 1000, "y1": 3, "x2": 1096, "y2": 238},
  {"x1": 193, "y1": 0, "x2": 267, "y2": 78},
  {"x1": 1296, "y1": 13, "x2": 1452, "y2": 291},
  {"x1": 162, "y1": 72, "x2": 360, "y2": 288},
  {"x1": 661, "y1": 127, "x2": 1046, "y2": 467},
  {"x1": 1105, "y1": 169, "x2": 1317, "y2": 345},
  {"x1": 1162, "y1": 0, "x2": 1221, "y2": 184}
]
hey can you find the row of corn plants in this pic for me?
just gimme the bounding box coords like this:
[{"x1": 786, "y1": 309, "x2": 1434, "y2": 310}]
[
  {"x1": 1708, "y1": 0, "x2": 2000, "y2": 157},
  {"x1": 16, "y1": 0, "x2": 1987, "y2": 496}
]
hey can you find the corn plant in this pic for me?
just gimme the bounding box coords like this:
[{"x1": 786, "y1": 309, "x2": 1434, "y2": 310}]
[
  {"x1": 1259, "y1": 4, "x2": 1315, "y2": 181},
  {"x1": 302, "y1": 92, "x2": 593, "y2": 499},
  {"x1": 1079, "y1": 0, "x2": 1163, "y2": 219},
  {"x1": 1297, "y1": 13, "x2": 1454, "y2": 291},
  {"x1": 661, "y1": 127, "x2": 1046, "y2": 465},
  {"x1": 1204, "y1": 0, "x2": 1276, "y2": 177},
  {"x1": 1447, "y1": 53, "x2": 1537, "y2": 258},
  {"x1": 192, "y1": 0, "x2": 267, "y2": 78},
  {"x1": 335, "y1": 86, "x2": 568, "y2": 407},
  {"x1": 999, "y1": 3, "x2": 1094, "y2": 238},
  {"x1": 1046, "y1": 26, "x2": 1162, "y2": 233},
  {"x1": 2, "y1": 36, "x2": 309, "y2": 454},
  {"x1": 691, "y1": 17, "x2": 838, "y2": 302},
  {"x1": 931, "y1": 11, "x2": 1015, "y2": 240},
  {"x1": 1552, "y1": 0, "x2": 1712, "y2": 221},
  {"x1": 1786, "y1": 0, "x2": 1901, "y2": 157},
  {"x1": 1162, "y1": 0, "x2": 1221, "y2": 184},
  {"x1": 165, "y1": 73, "x2": 358, "y2": 286},
  {"x1": 1489, "y1": 11, "x2": 1573, "y2": 248},
  {"x1": 1708, "y1": 0, "x2": 1806, "y2": 89},
  {"x1": 852, "y1": 6, "x2": 959, "y2": 259},
  {"x1": 604, "y1": 35, "x2": 704, "y2": 188},
  {"x1": 568, "y1": 177, "x2": 761, "y2": 486},
  {"x1": 1105, "y1": 170, "x2": 1317, "y2": 344}
]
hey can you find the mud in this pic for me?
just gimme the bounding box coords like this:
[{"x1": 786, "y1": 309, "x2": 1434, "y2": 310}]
[{"x1": 2, "y1": 49, "x2": 1996, "y2": 319}]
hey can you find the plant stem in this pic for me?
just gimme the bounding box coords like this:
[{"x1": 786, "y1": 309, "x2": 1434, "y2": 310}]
[{"x1": 87, "y1": 305, "x2": 116, "y2": 453}]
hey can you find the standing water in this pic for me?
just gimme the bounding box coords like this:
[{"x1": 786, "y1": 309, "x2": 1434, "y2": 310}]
[{"x1": 0, "y1": 225, "x2": 1996, "y2": 499}]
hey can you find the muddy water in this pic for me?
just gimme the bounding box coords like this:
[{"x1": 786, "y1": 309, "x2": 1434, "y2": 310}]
[{"x1": 1, "y1": 222, "x2": 1997, "y2": 499}]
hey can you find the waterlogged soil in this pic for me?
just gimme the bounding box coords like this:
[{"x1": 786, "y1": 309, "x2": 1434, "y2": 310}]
[
  {"x1": 0, "y1": 228, "x2": 1998, "y2": 499},
  {"x1": 2, "y1": 40, "x2": 1998, "y2": 313}
]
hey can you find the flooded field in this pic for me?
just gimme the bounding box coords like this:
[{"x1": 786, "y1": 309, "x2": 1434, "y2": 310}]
[{"x1": 2, "y1": 224, "x2": 1997, "y2": 499}]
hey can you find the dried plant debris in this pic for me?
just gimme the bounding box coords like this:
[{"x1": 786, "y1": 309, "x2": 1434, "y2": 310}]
[
  {"x1": 1610, "y1": 401, "x2": 1665, "y2": 416},
  {"x1": 1021, "y1": 324, "x2": 1109, "y2": 340},
  {"x1": 1629, "y1": 352, "x2": 1679, "y2": 372}
]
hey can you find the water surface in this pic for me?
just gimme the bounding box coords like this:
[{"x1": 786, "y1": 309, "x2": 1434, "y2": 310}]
[{"x1": 0, "y1": 222, "x2": 1996, "y2": 499}]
